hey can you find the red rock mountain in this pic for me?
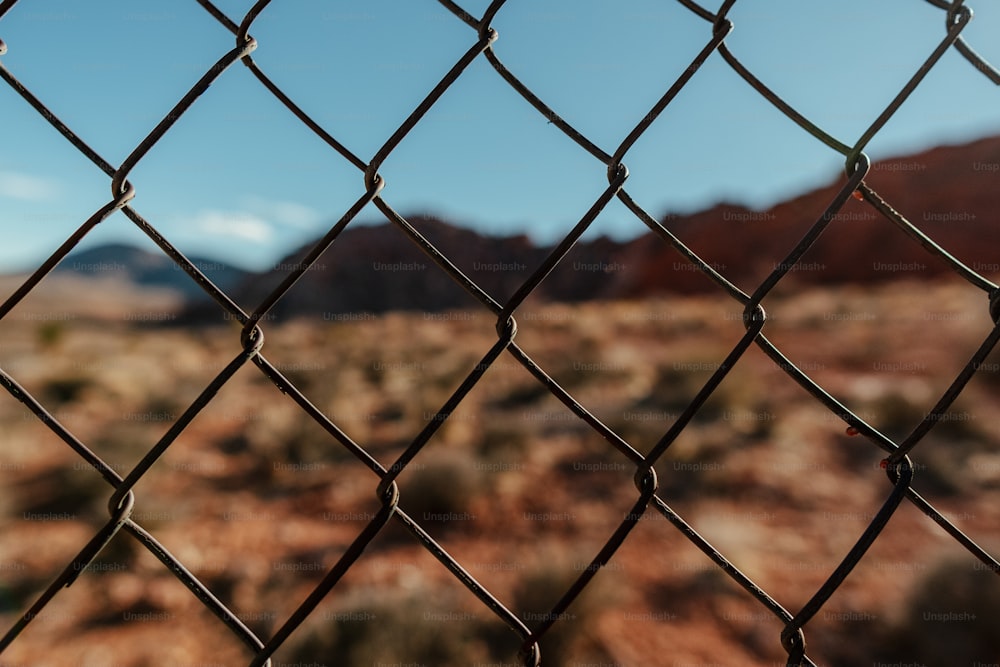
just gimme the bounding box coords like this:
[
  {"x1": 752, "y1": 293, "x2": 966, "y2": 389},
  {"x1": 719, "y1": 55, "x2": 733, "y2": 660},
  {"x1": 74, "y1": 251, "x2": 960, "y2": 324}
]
[
  {"x1": 620, "y1": 135, "x2": 1000, "y2": 297},
  {"x1": 177, "y1": 135, "x2": 1000, "y2": 320}
]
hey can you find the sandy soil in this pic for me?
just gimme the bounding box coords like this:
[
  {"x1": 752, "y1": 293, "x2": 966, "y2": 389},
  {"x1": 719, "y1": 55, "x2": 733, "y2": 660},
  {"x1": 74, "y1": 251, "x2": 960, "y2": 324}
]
[{"x1": 1, "y1": 277, "x2": 999, "y2": 666}]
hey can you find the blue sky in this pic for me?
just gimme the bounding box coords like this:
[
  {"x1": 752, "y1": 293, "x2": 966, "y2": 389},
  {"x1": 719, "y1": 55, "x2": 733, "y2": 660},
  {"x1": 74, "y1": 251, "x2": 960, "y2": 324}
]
[{"x1": 1, "y1": 0, "x2": 998, "y2": 272}]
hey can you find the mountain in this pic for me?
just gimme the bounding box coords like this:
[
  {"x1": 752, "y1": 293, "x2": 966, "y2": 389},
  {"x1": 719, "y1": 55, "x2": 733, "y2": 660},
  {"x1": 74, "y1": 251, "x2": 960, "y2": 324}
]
[
  {"x1": 624, "y1": 134, "x2": 1000, "y2": 297},
  {"x1": 52, "y1": 243, "x2": 251, "y2": 300},
  {"x1": 194, "y1": 135, "x2": 998, "y2": 320},
  {"x1": 26, "y1": 134, "x2": 1000, "y2": 322}
]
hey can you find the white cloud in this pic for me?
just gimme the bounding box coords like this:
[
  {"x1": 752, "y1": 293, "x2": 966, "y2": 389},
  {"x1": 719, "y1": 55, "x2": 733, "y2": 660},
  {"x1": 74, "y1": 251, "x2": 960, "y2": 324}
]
[
  {"x1": 241, "y1": 196, "x2": 323, "y2": 230},
  {"x1": 174, "y1": 198, "x2": 324, "y2": 252},
  {"x1": 189, "y1": 209, "x2": 275, "y2": 243},
  {"x1": 0, "y1": 171, "x2": 59, "y2": 201}
]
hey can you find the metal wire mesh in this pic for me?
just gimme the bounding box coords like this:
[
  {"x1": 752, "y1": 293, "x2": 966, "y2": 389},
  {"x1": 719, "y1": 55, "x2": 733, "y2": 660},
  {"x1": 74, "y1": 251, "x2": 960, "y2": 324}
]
[{"x1": 1, "y1": 0, "x2": 999, "y2": 665}]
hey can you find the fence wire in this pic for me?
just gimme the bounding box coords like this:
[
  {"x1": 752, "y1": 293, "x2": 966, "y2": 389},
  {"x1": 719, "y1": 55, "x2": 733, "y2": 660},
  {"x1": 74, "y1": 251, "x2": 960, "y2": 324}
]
[{"x1": 0, "y1": 0, "x2": 999, "y2": 665}]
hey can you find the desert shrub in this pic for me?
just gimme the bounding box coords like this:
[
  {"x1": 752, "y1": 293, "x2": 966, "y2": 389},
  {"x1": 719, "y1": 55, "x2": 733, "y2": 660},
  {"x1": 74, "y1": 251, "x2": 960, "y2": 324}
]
[
  {"x1": 283, "y1": 555, "x2": 618, "y2": 666},
  {"x1": 286, "y1": 588, "x2": 494, "y2": 665},
  {"x1": 876, "y1": 554, "x2": 1000, "y2": 666},
  {"x1": 864, "y1": 391, "x2": 981, "y2": 443},
  {"x1": 0, "y1": 577, "x2": 45, "y2": 617},
  {"x1": 16, "y1": 464, "x2": 109, "y2": 521},
  {"x1": 918, "y1": 440, "x2": 987, "y2": 498},
  {"x1": 36, "y1": 321, "x2": 66, "y2": 348},
  {"x1": 510, "y1": 552, "x2": 619, "y2": 665},
  {"x1": 428, "y1": 352, "x2": 479, "y2": 392},
  {"x1": 282, "y1": 415, "x2": 356, "y2": 466},
  {"x1": 608, "y1": 409, "x2": 676, "y2": 455},
  {"x1": 477, "y1": 424, "x2": 530, "y2": 463},
  {"x1": 83, "y1": 529, "x2": 139, "y2": 576},
  {"x1": 491, "y1": 382, "x2": 550, "y2": 410},
  {"x1": 143, "y1": 394, "x2": 183, "y2": 421},
  {"x1": 639, "y1": 365, "x2": 703, "y2": 414},
  {"x1": 971, "y1": 345, "x2": 1000, "y2": 389},
  {"x1": 856, "y1": 392, "x2": 987, "y2": 496},
  {"x1": 865, "y1": 391, "x2": 926, "y2": 441},
  {"x1": 397, "y1": 449, "x2": 481, "y2": 529},
  {"x1": 911, "y1": 446, "x2": 977, "y2": 497},
  {"x1": 639, "y1": 359, "x2": 759, "y2": 423},
  {"x1": 40, "y1": 375, "x2": 91, "y2": 406}
]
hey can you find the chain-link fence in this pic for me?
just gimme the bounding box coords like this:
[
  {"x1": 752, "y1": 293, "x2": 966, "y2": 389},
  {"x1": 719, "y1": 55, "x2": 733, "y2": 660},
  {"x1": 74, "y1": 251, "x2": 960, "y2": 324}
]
[{"x1": 1, "y1": 0, "x2": 999, "y2": 665}]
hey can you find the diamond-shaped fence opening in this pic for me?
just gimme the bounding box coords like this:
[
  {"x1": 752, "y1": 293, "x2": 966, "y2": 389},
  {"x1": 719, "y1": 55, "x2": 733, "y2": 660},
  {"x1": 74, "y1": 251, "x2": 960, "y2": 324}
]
[{"x1": 1, "y1": 0, "x2": 999, "y2": 665}]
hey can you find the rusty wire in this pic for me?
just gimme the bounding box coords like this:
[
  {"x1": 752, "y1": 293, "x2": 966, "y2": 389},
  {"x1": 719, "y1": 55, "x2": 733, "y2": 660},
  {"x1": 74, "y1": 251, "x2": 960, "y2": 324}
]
[{"x1": 0, "y1": 0, "x2": 999, "y2": 665}]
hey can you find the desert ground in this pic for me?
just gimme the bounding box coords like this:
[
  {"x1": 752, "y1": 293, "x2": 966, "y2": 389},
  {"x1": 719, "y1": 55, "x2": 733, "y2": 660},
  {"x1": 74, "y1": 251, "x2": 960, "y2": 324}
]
[{"x1": 1, "y1": 274, "x2": 1000, "y2": 666}]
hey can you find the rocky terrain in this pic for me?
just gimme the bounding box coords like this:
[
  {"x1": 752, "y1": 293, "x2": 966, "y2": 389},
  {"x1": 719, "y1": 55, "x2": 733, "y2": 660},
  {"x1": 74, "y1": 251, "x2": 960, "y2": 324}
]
[{"x1": 1, "y1": 273, "x2": 1000, "y2": 666}]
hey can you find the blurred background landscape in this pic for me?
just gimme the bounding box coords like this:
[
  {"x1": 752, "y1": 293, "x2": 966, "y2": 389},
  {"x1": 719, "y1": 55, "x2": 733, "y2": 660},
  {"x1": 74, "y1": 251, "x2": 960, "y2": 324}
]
[
  {"x1": 1, "y1": 137, "x2": 1000, "y2": 666},
  {"x1": 2, "y1": 0, "x2": 1000, "y2": 664}
]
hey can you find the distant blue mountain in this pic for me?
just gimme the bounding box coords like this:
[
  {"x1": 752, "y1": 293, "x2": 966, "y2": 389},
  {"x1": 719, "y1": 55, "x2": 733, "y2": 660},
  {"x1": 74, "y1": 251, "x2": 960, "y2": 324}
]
[{"x1": 53, "y1": 243, "x2": 251, "y2": 301}]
